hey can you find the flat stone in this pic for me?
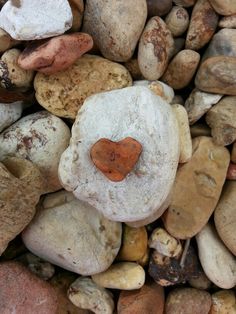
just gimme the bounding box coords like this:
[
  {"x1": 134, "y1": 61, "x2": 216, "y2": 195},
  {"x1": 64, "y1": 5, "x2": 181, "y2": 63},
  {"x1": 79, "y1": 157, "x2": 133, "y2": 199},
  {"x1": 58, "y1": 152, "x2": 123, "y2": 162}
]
[
  {"x1": 214, "y1": 181, "x2": 236, "y2": 256},
  {"x1": 209, "y1": 0, "x2": 236, "y2": 15},
  {"x1": 22, "y1": 190, "x2": 122, "y2": 275},
  {"x1": 210, "y1": 290, "x2": 236, "y2": 314},
  {"x1": 58, "y1": 86, "x2": 179, "y2": 223},
  {"x1": 0, "y1": 0, "x2": 73, "y2": 40},
  {"x1": 34, "y1": 54, "x2": 132, "y2": 119},
  {"x1": 0, "y1": 101, "x2": 23, "y2": 132},
  {"x1": 196, "y1": 223, "x2": 236, "y2": 289},
  {"x1": 82, "y1": 0, "x2": 147, "y2": 62},
  {"x1": 163, "y1": 136, "x2": 229, "y2": 239},
  {"x1": 0, "y1": 261, "x2": 58, "y2": 313}
]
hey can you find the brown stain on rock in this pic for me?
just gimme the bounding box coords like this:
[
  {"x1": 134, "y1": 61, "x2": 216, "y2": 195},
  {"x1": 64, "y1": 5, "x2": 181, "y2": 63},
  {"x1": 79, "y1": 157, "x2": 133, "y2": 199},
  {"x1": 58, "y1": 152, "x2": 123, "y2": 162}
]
[{"x1": 11, "y1": 0, "x2": 21, "y2": 8}]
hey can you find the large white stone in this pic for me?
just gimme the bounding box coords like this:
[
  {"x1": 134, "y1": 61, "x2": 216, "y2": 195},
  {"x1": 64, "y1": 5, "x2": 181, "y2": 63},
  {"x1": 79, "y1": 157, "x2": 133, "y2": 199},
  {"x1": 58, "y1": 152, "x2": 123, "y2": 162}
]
[
  {"x1": 59, "y1": 86, "x2": 180, "y2": 222},
  {"x1": 0, "y1": 0, "x2": 73, "y2": 40}
]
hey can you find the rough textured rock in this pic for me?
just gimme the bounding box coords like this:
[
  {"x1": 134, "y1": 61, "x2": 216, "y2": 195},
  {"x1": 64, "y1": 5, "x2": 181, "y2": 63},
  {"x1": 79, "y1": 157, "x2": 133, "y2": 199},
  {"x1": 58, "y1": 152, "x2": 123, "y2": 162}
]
[
  {"x1": 184, "y1": 89, "x2": 222, "y2": 125},
  {"x1": 219, "y1": 15, "x2": 236, "y2": 28},
  {"x1": 147, "y1": 0, "x2": 172, "y2": 17},
  {"x1": 92, "y1": 262, "x2": 145, "y2": 290},
  {"x1": 0, "y1": 157, "x2": 45, "y2": 255},
  {"x1": 18, "y1": 33, "x2": 93, "y2": 74},
  {"x1": 117, "y1": 225, "x2": 148, "y2": 261},
  {"x1": 210, "y1": 290, "x2": 236, "y2": 314},
  {"x1": 209, "y1": 0, "x2": 236, "y2": 16},
  {"x1": 22, "y1": 191, "x2": 122, "y2": 275},
  {"x1": 0, "y1": 261, "x2": 58, "y2": 313},
  {"x1": 214, "y1": 181, "x2": 236, "y2": 256},
  {"x1": 165, "y1": 288, "x2": 212, "y2": 314},
  {"x1": 69, "y1": 0, "x2": 84, "y2": 31},
  {"x1": 0, "y1": 0, "x2": 73, "y2": 40},
  {"x1": 82, "y1": 0, "x2": 147, "y2": 62},
  {"x1": 0, "y1": 101, "x2": 23, "y2": 132},
  {"x1": 0, "y1": 48, "x2": 34, "y2": 90},
  {"x1": 186, "y1": 0, "x2": 218, "y2": 51},
  {"x1": 138, "y1": 17, "x2": 174, "y2": 80},
  {"x1": 173, "y1": 0, "x2": 196, "y2": 6},
  {"x1": 59, "y1": 86, "x2": 179, "y2": 223},
  {"x1": 68, "y1": 277, "x2": 114, "y2": 314},
  {"x1": 0, "y1": 28, "x2": 19, "y2": 53},
  {"x1": 34, "y1": 54, "x2": 132, "y2": 119},
  {"x1": 163, "y1": 136, "x2": 229, "y2": 239},
  {"x1": 196, "y1": 224, "x2": 236, "y2": 289},
  {"x1": 206, "y1": 96, "x2": 236, "y2": 146},
  {"x1": 161, "y1": 49, "x2": 200, "y2": 89},
  {"x1": 117, "y1": 282, "x2": 164, "y2": 314},
  {"x1": 172, "y1": 104, "x2": 192, "y2": 163},
  {"x1": 0, "y1": 111, "x2": 70, "y2": 193},
  {"x1": 165, "y1": 6, "x2": 189, "y2": 37}
]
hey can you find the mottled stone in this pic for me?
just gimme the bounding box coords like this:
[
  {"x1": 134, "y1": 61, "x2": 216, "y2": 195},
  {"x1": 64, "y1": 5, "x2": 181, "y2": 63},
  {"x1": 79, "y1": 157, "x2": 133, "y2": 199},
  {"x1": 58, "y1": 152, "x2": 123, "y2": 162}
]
[
  {"x1": 210, "y1": 290, "x2": 236, "y2": 314},
  {"x1": 165, "y1": 6, "x2": 189, "y2": 37}
]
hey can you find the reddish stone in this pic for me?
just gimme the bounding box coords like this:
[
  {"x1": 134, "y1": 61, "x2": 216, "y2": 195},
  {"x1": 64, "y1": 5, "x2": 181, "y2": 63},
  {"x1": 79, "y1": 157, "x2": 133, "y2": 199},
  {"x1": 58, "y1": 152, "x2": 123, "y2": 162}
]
[
  {"x1": 227, "y1": 162, "x2": 236, "y2": 180},
  {"x1": 0, "y1": 261, "x2": 58, "y2": 314}
]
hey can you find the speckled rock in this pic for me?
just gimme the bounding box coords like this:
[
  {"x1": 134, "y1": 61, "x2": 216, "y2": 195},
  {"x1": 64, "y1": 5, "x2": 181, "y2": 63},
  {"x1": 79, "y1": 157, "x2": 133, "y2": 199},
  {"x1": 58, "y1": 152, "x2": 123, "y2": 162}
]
[
  {"x1": 82, "y1": 0, "x2": 147, "y2": 62},
  {"x1": 214, "y1": 181, "x2": 236, "y2": 256},
  {"x1": 0, "y1": 48, "x2": 34, "y2": 90},
  {"x1": 186, "y1": 0, "x2": 218, "y2": 51},
  {"x1": 92, "y1": 262, "x2": 145, "y2": 290},
  {"x1": 0, "y1": 111, "x2": 70, "y2": 193},
  {"x1": 210, "y1": 290, "x2": 236, "y2": 314},
  {"x1": 138, "y1": 17, "x2": 174, "y2": 80},
  {"x1": 184, "y1": 89, "x2": 222, "y2": 125},
  {"x1": 117, "y1": 282, "x2": 164, "y2": 314},
  {"x1": 0, "y1": 0, "x2": 73, "y2": 40},
  {"x1": 165, "y1": 6, "x2": 189, "y2": 37},
  {"x1": 209, "y1": 0, "x2": 236, "y2": 16},
  {"x1": 68, "y1": 277, "x2": 114, "y2": 314},
  {"x1": 0, "y1": 157, "x2": 45, "y2": 255},
  {"x1": 206, "y1": 96, "x2": 236, "y2": 146},
  {"x1": 196, "y1": 224, "x2": 236, "y2": 289},
  {"x1": 173, "y1": 0, "x2": 197, "y2": 6},
  {"x1": 22, "y1": 190, "x2": 122, "y2": 275},
  {"x1": 219, "y1": 15, "x2": 236, "y2": 28},
  {"x1": 0, "y1": 261, "x2": 58, "y2": 314},
  {"x1": 34, "y1": 54, "x2": 132, "y2": 119},
  {"x1": 18, "y1": 33, "x2": 93, "y2": 74},
  {"x1": 165, "y1": 288, "x2": 212, "y2": 314},
  {"x1": 147, "y1": 0, "x2": 172, "y2": 17},
  {"x1": 0, "y1": 28, "x2": 19, "y2": 53},
  {"x1": 0, "y1": 101, "x2": 23, "y2": 132},
  {"x1": 59, "y1": 86, "x2": 179, "y2": 223},
  {"x1": 163, "y1": 136, "x2": 229, "y2": 239},
  {"x1": 69, "y1": 0, "x2": 84, "y2": 31}
]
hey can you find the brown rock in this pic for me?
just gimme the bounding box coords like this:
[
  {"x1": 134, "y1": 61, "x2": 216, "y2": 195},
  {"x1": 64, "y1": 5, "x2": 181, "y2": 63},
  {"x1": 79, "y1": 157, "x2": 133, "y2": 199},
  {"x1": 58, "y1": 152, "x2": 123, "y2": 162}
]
[
  {"x1": 219, "y1": 15, "x2": 236, "y2": 28},
  {"x1": 188, "y1": 272, "x2": 212, "y2": 290},
  {"x1": 206, "y1": 96, "x2": 236, "y2": 146},
  {"x1": 165, "y1": 288, "x2": 212, "y2": 314},
  {"x1": 226, "y1": 163, "x2": 236, "y2": 180},
  {"x1": 68, "y1": 0, "x2": 84, "y2": 31},
  {"x1": 173, "y1": 0, "x2": 197, "y2": 6},
  {"x1": 186, "y1": 0, "x2": 218, "y2": 51},
  {"x1": 195, "y1": 56, "x2": 236, "y2": 95},
  {"x1": 0, "y1": 87, "x2": 34, "y2": 103},
  {"x1": 18, "y1": 33, "x2": 93, "y2": 75},
  {"x1": 161, "y1": 49, "x2": 200, "y2": 89},
  {"x1": 147, "y1": 0, "x2": 172, "y2": 17},
  {"x1": 117, "y1": 282, "x2": 164, "y2": 314},
  {"x1": 117, "y1": 225, "x2": 148, "y2": 262},
  {"x1": 138, "y1": 16, "x2": 174, "y2": 80},
  {"x1": 163, "y1": 136, "x2": 229, "y2": 239},
  {"x1": 209, "y1": 0, "x2": 236, "y2": 16},
  {"x1": 214, "y1": 181, "x2": 236, "y2": 256},
  {"x1": 165, "y1": 6, "x2": 189, "y2": 37},
  {"x1": 34, "y1": 54, "x2": 132, "y2": 119},
  {"x1": 210, "y1": 290, "x2": 236, "y2": 314},
  {"x1": 0, "y1": 261, "x2": 58, "y2": 314}
]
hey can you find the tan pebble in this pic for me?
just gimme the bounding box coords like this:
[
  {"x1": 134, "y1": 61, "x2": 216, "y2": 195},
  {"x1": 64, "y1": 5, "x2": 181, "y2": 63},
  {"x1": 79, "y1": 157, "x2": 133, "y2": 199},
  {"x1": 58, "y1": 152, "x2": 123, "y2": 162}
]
[
  {"x1": 138, "y1": 16, "x2": 174, "y2": 80},
  {"x1": 92, "y1": 262, "x2": 145, "y2": 290},
  {"x1": 147, "y1": 0, "x2": 172, "y2": 17},
  {"x1": 173, "y1": 0, "x2": 197, "y2": 7},
  {"x1": 68, "y1": 0, "x2": 84, "y2": 31},
  {"x1": 226, "y1": 163, "x2": 236, "y2": 180},
  {"x1": 206, "y1": 96, "x2": 236, "y2": 146},
  {"x1": 214, "y1": 181, "x2": 236, "y2": 256},
  {"x1": 196, "y1": 223, "x2": 236, "y2": 289},
  {"x1": 219, "y1": 15, "x2": 236, "y2": 28},
  {"x1": 210, "y1": 290, "x2": 236, "y2": 314},
  {"x1": 148, "y1": 227, "x2": 182, "y2": 258},
  {"x1": 34, "y1": 54, "x2": 132, "y2": 119},
  {"x1": 186, "y1": 0, "x2": 219, "y2": 51},
  {"x1": 165, "y1": 288, "x2": 212, "y2": 314},
  {"x1": 124, "y1": 58, "x2": 143, "y2": 80},
  {"x1": 0, "y1": 28, "x2": 19, "y2": 53},
  {"x1": 188, "y1": 272, "x2": 212, "y2": 290},
  {"x1": 0, "y1": 49, "x2": 34, "y2": 90},
  {"x1": 117, "y1": 282, "x2": 164, "y2": 314},
  {"x1": 209, "y1": 0, "x2": 236, "y2": 16},
  {"x1": 162, "y1": 49, "x2": 200, "y2": 90},
  {"x1": 172, "y1": 104, "x2": 192, "y2": 163},
  {"x1": 165, "y1": 6, "x2": 189, "y2": 37},
  {"x1": 163, "y1": 136, "x2": 229, "y2": 239},
  {"x1": 190, "y1": 123, "x2": 211, "y2": 138},
  {"x1": 68, "y1": 277, "x2": 114, "y2": 314}
]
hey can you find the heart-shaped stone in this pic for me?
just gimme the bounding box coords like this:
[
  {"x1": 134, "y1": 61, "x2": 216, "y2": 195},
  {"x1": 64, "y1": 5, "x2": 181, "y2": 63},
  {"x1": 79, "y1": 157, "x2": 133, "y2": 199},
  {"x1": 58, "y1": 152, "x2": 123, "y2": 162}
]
[{"x1": 90, "y1": 137, "x2": 142, "y2": 182}]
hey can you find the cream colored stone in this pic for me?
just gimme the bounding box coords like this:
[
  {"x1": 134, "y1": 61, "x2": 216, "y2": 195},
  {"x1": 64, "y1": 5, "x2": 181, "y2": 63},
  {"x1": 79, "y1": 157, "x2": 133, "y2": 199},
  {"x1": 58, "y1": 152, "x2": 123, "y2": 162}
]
[
  {"x1": 165, "y1": 6, "x2": 189, "y2": 37},
  {"x1": 92, "y1": 262, "x2": 145, "y2": 290},
  {"x1": 163, "y1": 136, "x2": 230, "y2": 239},
  {"x1": 0, "y1": 28, "x2": 19, "y2": 53},
  {"x1": 34, "y1": 54, "x2": 132, "y2": 119},
  {"x1": 210, "y1": 290, "x2": 236, "y2": 314},
  {"x1": 172, "y1": 104, "x2": 192, "y2": 163},
  {"x1": 68, "y1": 277, "x2": 114, "y2": 314},
  {"x1": 196, "y1": 224, "x2": 236, "y2": 289},
  {"x1": 214, "y1": 181, "x2": 236, "y2": 256}
]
